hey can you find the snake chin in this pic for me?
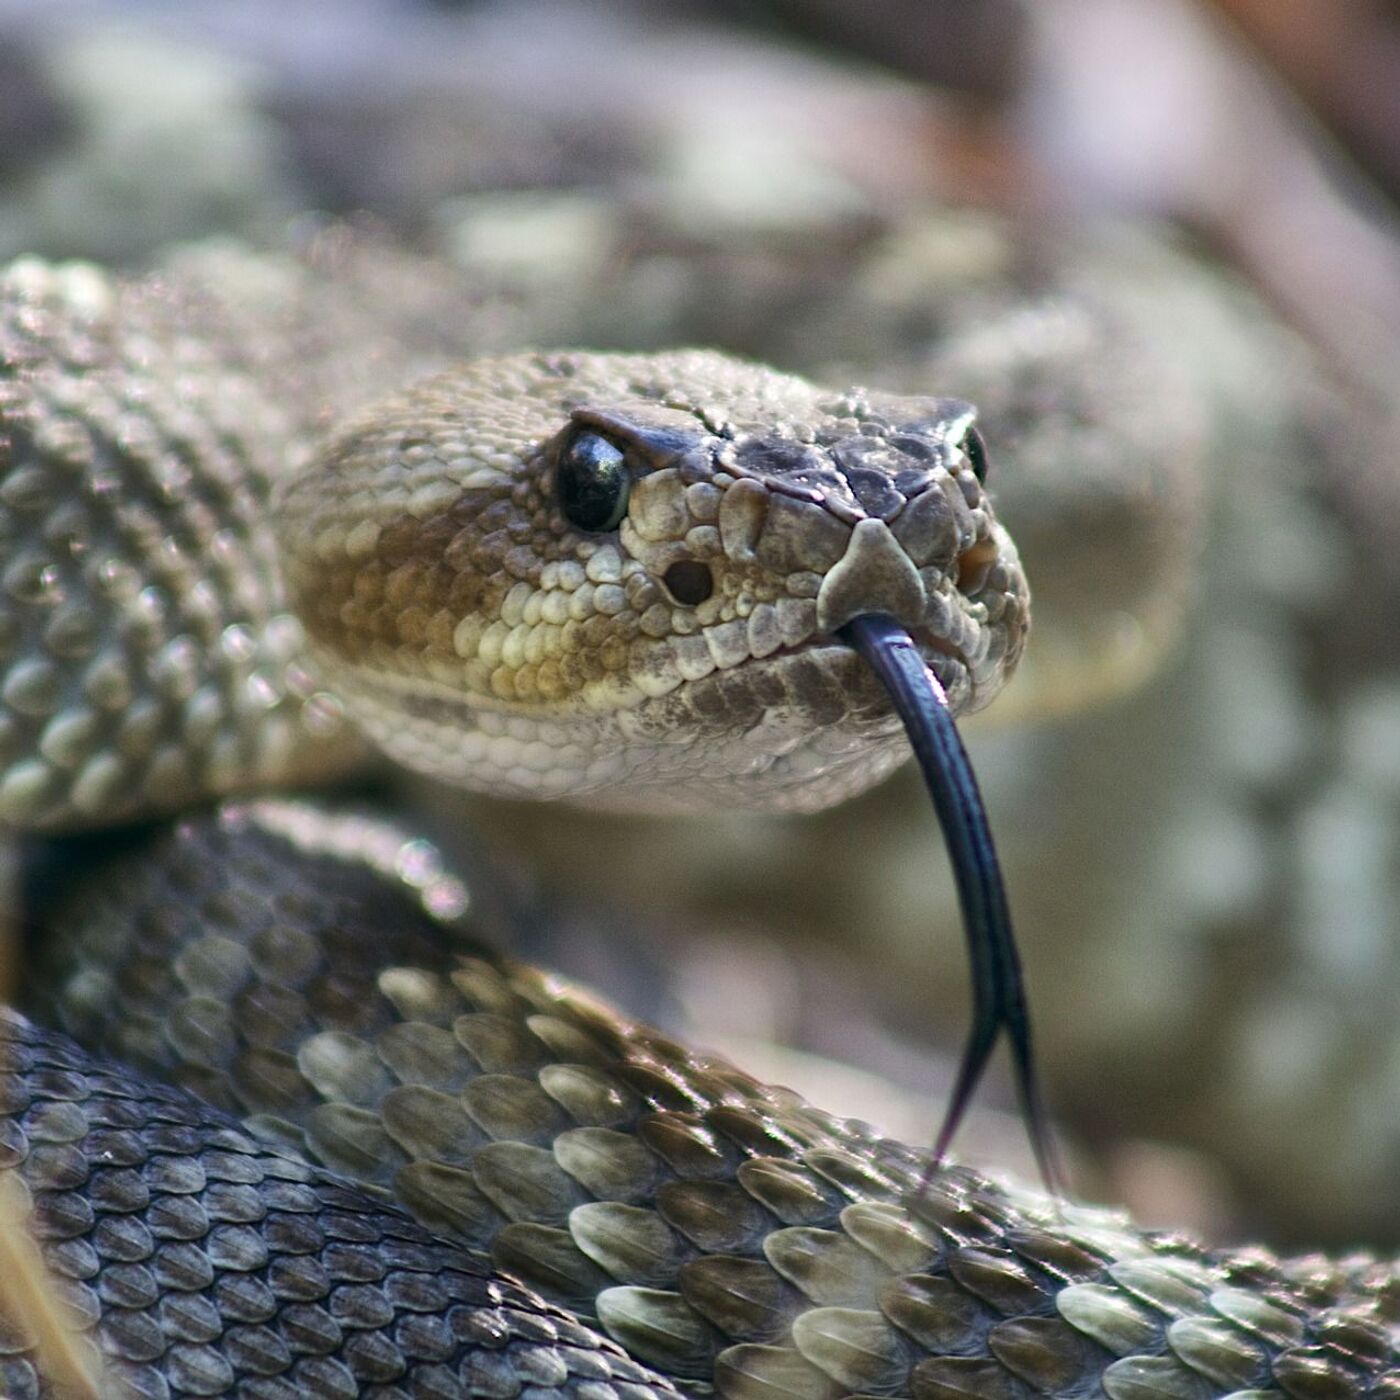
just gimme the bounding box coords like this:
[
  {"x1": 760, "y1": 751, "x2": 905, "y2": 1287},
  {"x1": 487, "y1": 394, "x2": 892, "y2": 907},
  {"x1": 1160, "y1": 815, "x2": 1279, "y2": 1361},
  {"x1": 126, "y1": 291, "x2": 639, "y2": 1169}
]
[{"x1": 320, "y1": 633, "x2": 981, "y2": 813}]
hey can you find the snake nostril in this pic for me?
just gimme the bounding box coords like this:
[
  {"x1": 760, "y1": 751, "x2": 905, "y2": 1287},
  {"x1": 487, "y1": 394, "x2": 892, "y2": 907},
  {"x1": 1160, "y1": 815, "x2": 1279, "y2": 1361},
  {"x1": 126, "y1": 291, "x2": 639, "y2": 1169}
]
[{"x1": 662, "y1": 559, "x2": 714, "y2": 606}]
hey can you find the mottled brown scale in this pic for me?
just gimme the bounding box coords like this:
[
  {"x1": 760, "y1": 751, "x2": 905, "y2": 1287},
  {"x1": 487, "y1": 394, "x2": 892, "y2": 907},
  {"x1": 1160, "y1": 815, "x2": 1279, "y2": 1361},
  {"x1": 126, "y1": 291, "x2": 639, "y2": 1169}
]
[
  {"x1": 395, "y1": 1159, "x2": 501, "y2": 1243},
  {"x1": 988, "y1": 1314, "x2": 1109, "y2": 1391},
  {"x1": 640, "y1": 1112, "x2": 741, "y2": 1176},
  {"x1": 0, "y1": 250, "x2": 508, "y2": 830},
  {"x1": 1210, "y1": 1287, "x2": 1309, "y2": 1349},
  {"x1": 1057, "y1": 1281, "x2": 1163, "y2": 1356},
  {"x1": 1274, "y1": 1349, "x2": 1366, "y2": 1400},
  {"x1": 763, "y1": 1228, "x2": 896, "y2": 1309},
  {"x1": 543, "y1": 1070, "x2": 644, "y2": 1131},
  {"x1": 494, "y1": 1221, "x2": 612, "y2": 1308},
  {"x1": 595, "y1": 1285, "x2": 719, "y2": 1378},
  {"x1": 792, "y1": 1306, "x2": 910, "y2": 1392},
  {"x1": 710, "y1": 1104, "x2": 813, "y2": 1159},
  {"x1": 947, "y1": 1247, "x2": 1046, "y2": 1316},
  {"x1": 1110, "y1": 1259, "x2": 1213, "y2": 1318},
  {"x1": 1318, "y1": 1316, "x2": 1394, "y2": 1369},
  {"x1": 679, "y1": 1255, "x2": 798, "y2": 1340},
  {"x1": 841, "y1": 1203, "x2": 941, "y2": 1277},
  {"x1": 1168, "y1": 1315, "x2": 1269, "y2": 1390},
  {"x1": 737, "y1": 1157, "x2": 844, "y2": 1229},
  {"x1": 879, "y1": 1272, "x2": 991, "y2": 1355},
  {"x1": 307, "y1": 1101, "x2": 405, "y2": 1181},
  {"x1": 804, "y1": 1145, "x2": 900, "y2": 1199},
  {"x1": 573, "y1": 1202, "x2": 693, "y2": 1287},
  {"x1": 911, "y1": 1354, "x2": 1028, "y2": 1400},
  {"x1": 715, "y1": 1341, "x2": 843, "y2": 1400},
  {"x1": 476, "y1": 1141, "x2": 585, "y2": 1223},
  {"x1": 1004, "y1": 1225, "x2": 1105, "y2": 1284},
  {"x1": 1102, "y1": 1353, "x2": 1217, "y2": 1400}
]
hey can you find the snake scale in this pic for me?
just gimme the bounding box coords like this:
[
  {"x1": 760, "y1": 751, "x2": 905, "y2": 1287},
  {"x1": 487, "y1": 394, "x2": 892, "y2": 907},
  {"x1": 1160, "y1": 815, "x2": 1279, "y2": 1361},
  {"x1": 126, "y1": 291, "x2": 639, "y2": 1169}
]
[{"x1": 0, "y1": 239, "x2": 1397, "y2": 1400}]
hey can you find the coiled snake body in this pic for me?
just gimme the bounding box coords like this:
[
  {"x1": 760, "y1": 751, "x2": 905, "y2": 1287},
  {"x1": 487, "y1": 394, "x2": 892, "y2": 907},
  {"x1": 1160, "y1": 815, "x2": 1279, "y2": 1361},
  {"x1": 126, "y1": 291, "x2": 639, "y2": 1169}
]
[{"x1": 0, "y1": 243, "x2": 1396, "y2": 1399}]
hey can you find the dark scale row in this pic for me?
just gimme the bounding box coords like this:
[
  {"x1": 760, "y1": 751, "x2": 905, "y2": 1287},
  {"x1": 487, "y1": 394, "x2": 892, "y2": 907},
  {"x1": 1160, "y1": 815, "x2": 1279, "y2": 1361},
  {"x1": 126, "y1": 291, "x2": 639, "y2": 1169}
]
[{"x1": 0, "y1": 1010, "x2": 681, "y2": 1399}]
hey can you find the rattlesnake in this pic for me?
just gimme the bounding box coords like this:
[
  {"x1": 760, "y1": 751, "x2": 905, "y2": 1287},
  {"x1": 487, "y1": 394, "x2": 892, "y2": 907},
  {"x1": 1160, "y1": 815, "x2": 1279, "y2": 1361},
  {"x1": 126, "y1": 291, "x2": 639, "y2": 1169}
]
[{"x1": 0, "y1": 236, "x2": 1394, "y2": 1400}]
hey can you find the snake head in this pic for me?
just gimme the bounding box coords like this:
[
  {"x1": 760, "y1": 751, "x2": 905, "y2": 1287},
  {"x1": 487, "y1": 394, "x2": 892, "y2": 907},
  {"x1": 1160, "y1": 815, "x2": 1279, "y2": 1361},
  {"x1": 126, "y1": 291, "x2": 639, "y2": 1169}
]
[{"x1": 278, "y1": 350, "x2": 1028, "y2": 811}]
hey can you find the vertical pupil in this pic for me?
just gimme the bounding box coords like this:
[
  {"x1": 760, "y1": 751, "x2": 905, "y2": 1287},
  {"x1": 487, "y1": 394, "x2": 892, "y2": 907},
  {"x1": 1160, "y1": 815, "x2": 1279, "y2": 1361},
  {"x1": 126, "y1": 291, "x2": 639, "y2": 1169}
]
[
  {"x1": 558, "y1": 431, "x2": 630, "y2": 532},
  {"x1": 962, "y1": 427, "x2": 988, "y2": 484}
]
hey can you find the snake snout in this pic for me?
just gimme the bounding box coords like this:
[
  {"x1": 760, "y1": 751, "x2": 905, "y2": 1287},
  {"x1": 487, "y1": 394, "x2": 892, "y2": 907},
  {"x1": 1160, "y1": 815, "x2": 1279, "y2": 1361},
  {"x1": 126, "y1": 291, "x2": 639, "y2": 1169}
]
[{"x1": 815, "y1": 518, "x2": 927, "y2": 634}]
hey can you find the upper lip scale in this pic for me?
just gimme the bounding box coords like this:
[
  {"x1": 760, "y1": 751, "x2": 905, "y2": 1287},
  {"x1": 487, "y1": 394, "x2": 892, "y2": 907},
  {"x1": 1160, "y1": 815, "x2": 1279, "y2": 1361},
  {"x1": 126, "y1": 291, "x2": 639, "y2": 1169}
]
[{"x1": 736, "y1": 626, "x2": 969, "y2": 685}]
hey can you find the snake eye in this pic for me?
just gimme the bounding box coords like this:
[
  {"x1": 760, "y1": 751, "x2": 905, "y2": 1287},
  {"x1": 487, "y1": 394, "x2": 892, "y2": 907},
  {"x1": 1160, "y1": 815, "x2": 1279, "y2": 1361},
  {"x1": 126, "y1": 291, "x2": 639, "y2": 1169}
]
[
  {"x1": 960, "y1": 426, "x2": 989, "y2": 484},
  {"x1": 557, "y1": 430, "x2": 630, "y2": 532}
]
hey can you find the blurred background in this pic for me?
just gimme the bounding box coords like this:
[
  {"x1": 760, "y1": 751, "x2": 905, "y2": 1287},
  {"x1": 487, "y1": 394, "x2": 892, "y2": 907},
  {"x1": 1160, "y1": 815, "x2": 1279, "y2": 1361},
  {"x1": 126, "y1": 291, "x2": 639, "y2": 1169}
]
[{"x1": 1, "y1": 0, "x2": 1398, "y2": 1252}]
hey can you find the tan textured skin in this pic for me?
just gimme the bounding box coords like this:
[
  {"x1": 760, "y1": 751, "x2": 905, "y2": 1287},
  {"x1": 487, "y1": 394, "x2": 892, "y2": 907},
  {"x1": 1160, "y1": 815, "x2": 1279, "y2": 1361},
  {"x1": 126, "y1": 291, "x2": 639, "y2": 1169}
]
[
  {"x1": 0, "y1": 240, "x2": 535, "y2": 829},
  {"x1": 4, "y1": 240, "x2": 1396, "y2": 1397},
  {"x1": 31, "y1": 803, "x2": 1400, "y2": 1400}
]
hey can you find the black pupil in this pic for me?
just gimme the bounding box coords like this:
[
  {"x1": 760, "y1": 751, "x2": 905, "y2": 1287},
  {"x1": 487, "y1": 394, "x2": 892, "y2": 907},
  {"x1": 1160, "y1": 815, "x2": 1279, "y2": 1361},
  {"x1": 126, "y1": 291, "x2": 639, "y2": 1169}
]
[
  {"x1": 962, "y1": 426, "x2": 989, "y2": 484},
  {"x1": 558, "y1": 431, "x2": 630, "y2": 532}
]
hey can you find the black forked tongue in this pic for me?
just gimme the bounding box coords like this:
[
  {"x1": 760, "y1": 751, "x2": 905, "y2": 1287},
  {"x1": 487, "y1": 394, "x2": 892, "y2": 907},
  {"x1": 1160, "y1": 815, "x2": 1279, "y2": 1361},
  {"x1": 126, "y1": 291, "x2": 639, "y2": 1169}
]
[{"x1": 840, "y1": 613, "x2": 1062, "y2": 1197}]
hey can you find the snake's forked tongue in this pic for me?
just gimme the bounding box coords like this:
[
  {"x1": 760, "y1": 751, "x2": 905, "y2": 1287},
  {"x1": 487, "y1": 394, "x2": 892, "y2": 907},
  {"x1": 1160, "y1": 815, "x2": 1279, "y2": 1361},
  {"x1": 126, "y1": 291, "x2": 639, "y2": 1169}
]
[{"x1": 841, "y1": 613, "x2": 1062, "y2": 1197}]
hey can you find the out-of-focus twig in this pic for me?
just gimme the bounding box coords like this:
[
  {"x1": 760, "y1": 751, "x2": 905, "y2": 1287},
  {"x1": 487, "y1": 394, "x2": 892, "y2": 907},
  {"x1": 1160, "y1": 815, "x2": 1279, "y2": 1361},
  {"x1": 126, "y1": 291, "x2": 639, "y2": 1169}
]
[
  {"x1": 1206, "y1": 0, "x2": 1400, "y2": 208},
  {"x1": 1023, "y1": 0, "x2": 1400, "y2": 603},
  {"x1": 0, "y1": 1172, "x2": 104, "y2": 1400},
  {"x1": 1025, "y1": 0, "x2": 1400, "y2": 393}
]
